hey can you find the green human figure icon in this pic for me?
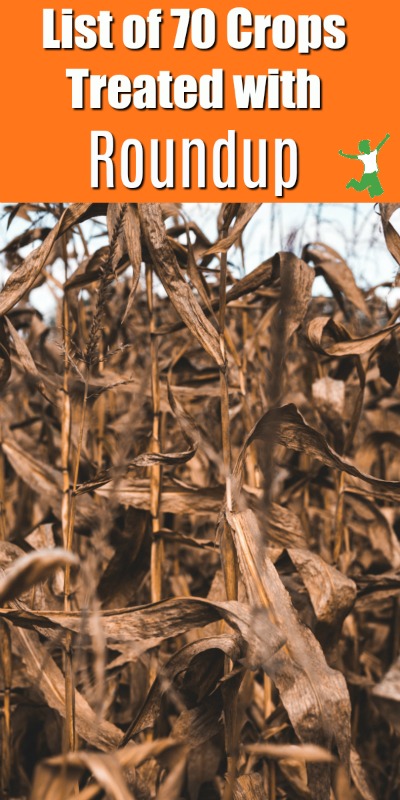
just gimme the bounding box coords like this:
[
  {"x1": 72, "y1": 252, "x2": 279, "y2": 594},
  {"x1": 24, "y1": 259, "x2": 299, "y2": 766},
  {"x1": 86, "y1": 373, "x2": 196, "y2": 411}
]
[{"x1": 338, "y1": 134, "x2": 390, "y2": 198}]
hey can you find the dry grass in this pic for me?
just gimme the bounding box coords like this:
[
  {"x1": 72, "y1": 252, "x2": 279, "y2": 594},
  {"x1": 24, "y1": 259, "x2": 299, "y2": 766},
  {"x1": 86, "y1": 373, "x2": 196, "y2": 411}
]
[{"x1": 0, "y1": 202, "x2": 400, "y2": 800}]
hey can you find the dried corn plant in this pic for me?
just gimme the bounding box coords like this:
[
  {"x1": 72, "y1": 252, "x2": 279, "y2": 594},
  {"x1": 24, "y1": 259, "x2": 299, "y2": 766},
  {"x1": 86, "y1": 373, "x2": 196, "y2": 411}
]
[{"x1": 0, "y1": 201, "x2": 400, "y2": 800}]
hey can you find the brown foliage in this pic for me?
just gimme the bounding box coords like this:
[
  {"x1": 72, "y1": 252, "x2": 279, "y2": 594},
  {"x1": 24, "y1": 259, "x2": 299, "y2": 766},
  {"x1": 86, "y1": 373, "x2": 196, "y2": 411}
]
[{"x1": 0, "y1": 202, "x2": 400, "y2": 799}]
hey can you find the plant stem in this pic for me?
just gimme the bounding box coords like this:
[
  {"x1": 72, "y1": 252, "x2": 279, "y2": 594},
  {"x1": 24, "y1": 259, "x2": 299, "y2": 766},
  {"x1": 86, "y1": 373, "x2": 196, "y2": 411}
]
[
  {"x1": 146, "y1": 265, "x2": 164, "y2": 604},
  {"x1": 0, "y1": 439, "x2": 11, "y2": 799},
  {"x1": 61, "y1": 237, "x2": 76, "y2": 753}
]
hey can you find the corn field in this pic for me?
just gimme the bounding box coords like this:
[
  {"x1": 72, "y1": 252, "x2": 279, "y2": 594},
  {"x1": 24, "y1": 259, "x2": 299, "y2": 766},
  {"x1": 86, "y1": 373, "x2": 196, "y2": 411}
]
[{"x1": 1, "y1": 202, "x2": 400, "y2": 800}]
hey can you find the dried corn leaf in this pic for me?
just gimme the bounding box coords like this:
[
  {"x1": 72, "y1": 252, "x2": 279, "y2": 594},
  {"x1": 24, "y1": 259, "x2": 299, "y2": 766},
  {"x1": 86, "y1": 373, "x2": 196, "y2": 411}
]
[
  {"x1": 65, "y1": 245, "x2": 115, "y2": 289},
  {"x1": 233, "y1": 774, "x2": 265, "y2": 800},
  {"x1": 0, "y1": 548, "x2": 78, "y2": 604},
  {"x1": 0, "y1": 204, "x2": 95, "y2": 314},
  {"x1": 379, "y1": 203, "x2": 400, "y2": 274},
  {"x1": 307, "y1": 316, "x2": 400, "y2": 357},
  {"x1": 93, "y1": 479, "x2": 223, "y2": 515},
  {"x1": 350, "y1": 747, "x2": 377, "y2": 800},
  {"x1": 302, "y1": 242, "x2": 368, "y2": 314},
  {"x1": 235, "y1": 403, "x2": 400, "y2": 493},
  {"x1": 205, "y1": 204, "x2": 261, "y2": 255},
  {"x1": 156, "y1": 254, "x2": 277, "y2": 336},
  {"x1": 12, "y1": 626, "x2": 123, "y2": 749},
  {"x1": 32, "y1": 752, "x2": 131, "y2": 800},
  {"x1": 31, "y1": 739, "x2": 186, "y2": 800},
  {"x1": 2, "y1": 435, "x2": 62, "y2": 508},
  {"x1": 372, "y1": 655, "x2": 400, "y2": 732},
  {"x1": 226, "y1": 508, "x2": 350, "y2": 800},
  {"x1": 121, "y1": 203, "x2": 142, "y2": 322},
  {"x1": 287, "y1": 548, "x2": 356, "y2": 629},
  {"x1": 3, "y1": 596, "x2": 284, "y2": 663},
  {"x1": 124, "y1": 385, "x2": 200, "y2": 467},
  {"x1": 6, "y1": 316, "x2": 54, "y2": 402},
  {"x1": 138, "y1": 203, "x2": 224, "y2": 366},
  {"x1": 122, "y1": 634, "x2": 241, "y2": 740},
  {"x1": 279, "y1": 252, "x2": 314, "y2": 342},
  {"x1": 244, "y1": 742, "x2": 335, "y2": 763}
]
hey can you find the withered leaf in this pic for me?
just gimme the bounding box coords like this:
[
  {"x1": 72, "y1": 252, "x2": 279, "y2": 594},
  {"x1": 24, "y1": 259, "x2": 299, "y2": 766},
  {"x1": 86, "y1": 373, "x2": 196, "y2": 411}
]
[
  {"x1": 123, "y1": 385, "x2": 200, "y2": 468},
  {"x1": 307, "y1": 315, "x2": 400, "y2": 357},
  {"x1": 355, "y1": 571, "x2": 400, "y2": 609},
  {"x1": 287, "y1": 548, "x2": 356, "y2": 629},
  {"x1": 1, "y1": 432, "x2": 98, "y2": 532},
  {"x1": 0, "y1": 226, "x2": 52, "y2": 254},
  {"x1": 155, "y1": 254, "x2": 277, "y2": 336},
  {"x1": 244, "y1": 742, "x2": 335, "y2": 763},
  {"x1": 93, "y1": 479, "x2": 224, "y2": 515},
  {"x1": 379, "y1": 203, "x2": 400, "y2": 274},
  {"x1": 0, "y1": 548, "x2": 78, "y2": 604},
  {"x1": 302, "y1": 242, "x2": 369, "y2": 314},
  {"x1": 122, "y1": 634, "x2": 241, "y2": 741},
  {"x1": 232, "y1": 774, "x2": 265, "y2": 800},
  {"x1": 205, "y1": 203, "x2": 261, "y2": 255},
  {"x1": 0, "y1": 204, "x2": 95, "y2": 315},
  {"x1": 31, "y1": 739, "x2": 186, "y2": 800},
  {"x1": 345, "y1": 492, "x2": 400, "y2": 569},
  {"x1": 12, "y1": 626, "x2": 123, "y2": 750},
  {"x1": 235, "y1": 403, "x2": 400, "y2": 494},
  {"x1": 32, "y1": 752, "x2": 132, "y2": 800},
  {"x1": 226, "y1": 508, "x2": 351, "y2": 800},
  {"x1": 138, "y1": 203, "x2": 224, "y2": 366},
  {"x1": 264, "y1": 503, "x2": 308, "y2": 548},
  {"x1": 372, "y1": 655, "x2": 400, "y2": 732},
  {"x1": 2, "y1": 596, "x2": 285, "y2": 673},
  {"x1": 278, "y1": 252, "x2": 314, "y2": 342},
  {"x1": 350, "y1": 747, "x2": 377, "y2": 800},
  {"x1": 6, "y1": 316, "x2": 54, "y2": 402},
  {"x1": 2, "y1": 435, "x2": 62, "y2": 508},
  {"x1": 65, "y1": 245, "x2": 110, "y2": 289},
  {"x1": 121, "y1": 203, "x2": 142, "y2": 322}
]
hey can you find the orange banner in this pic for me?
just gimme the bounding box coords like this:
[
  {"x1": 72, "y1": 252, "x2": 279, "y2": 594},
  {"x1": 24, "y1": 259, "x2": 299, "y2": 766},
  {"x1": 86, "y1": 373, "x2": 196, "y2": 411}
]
[{"x1": 0, "y1": 1, "x2": 398, "y2": 200}]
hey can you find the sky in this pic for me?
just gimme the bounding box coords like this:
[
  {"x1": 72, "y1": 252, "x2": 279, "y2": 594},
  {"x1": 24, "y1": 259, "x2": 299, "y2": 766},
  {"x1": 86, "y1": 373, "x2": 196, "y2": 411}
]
[{"x1": 1, "y1": 203, "x2": 399, "y2": 318}]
